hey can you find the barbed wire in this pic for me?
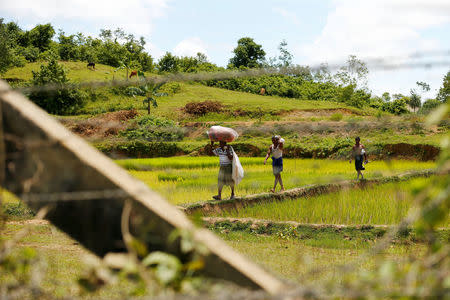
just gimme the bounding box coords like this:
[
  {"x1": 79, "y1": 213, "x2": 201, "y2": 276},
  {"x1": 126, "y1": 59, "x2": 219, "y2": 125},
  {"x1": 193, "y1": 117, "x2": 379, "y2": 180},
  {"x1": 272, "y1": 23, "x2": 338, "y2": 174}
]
[{"x1": 2, "y1": 49, "x2": 449, "y2": 95}]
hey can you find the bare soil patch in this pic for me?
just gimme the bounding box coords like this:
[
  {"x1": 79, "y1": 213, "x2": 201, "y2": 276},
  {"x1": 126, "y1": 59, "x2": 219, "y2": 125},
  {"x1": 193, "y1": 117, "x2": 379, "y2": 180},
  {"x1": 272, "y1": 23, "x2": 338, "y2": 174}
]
[{"x1": 61, "y1": 109, "x2": 138, "y2": 138}]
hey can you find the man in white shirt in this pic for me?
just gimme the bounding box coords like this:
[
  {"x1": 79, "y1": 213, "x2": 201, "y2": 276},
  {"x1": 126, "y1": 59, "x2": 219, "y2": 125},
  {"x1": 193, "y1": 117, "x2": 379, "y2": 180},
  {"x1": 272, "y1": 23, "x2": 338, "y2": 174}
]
[{"x1": 211, "y1": 140, "x2": 235, "y2": 200}]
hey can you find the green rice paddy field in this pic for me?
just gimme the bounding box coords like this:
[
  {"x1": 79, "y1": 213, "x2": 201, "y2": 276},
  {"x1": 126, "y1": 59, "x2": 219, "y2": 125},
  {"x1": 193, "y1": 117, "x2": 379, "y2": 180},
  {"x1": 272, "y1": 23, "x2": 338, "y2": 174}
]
[
  {"x1": 211, "y1": 176, "x2": 450, "y2": 226},
  {"x1": 117, "y1": 157, "x2": 436, "y2": 205}
]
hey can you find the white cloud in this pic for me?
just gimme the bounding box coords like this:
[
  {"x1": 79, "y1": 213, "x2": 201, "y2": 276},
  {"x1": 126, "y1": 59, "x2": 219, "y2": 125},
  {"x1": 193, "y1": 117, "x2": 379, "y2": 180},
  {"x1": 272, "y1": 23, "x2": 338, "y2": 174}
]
[
  {"x1": 1, "y1": 0, "x2": 170, "y2": 37},
  {"x1": 297, "y1": 0, "x2": 450, "y2": 64},
  {"x1": 173, "y1": 37, "x2": 208, "y2": 58},
  {"x1": 272, "y1": 7, "x2": 300, "y2": 25}
]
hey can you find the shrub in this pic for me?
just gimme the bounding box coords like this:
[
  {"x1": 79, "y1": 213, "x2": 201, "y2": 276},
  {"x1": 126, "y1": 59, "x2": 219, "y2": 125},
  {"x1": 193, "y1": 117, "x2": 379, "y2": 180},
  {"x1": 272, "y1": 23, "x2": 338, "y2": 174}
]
[
  {"x1": 183, "y1": 100, "x2": 223, "y2": 115},
  {"x1": 159, "y1": 82, "x2": 182, "y2": 95},
  {"x1": 29, "y1": 59, "x2": 86, "y2": 115},
  {"x1": 381, "y1": 98, "x2": 409, "y2": 115},
  {"x1": 330, "y1": 113, "x2": 343, "y2": 121},
  {"x1": 121, "y1": 115, "x2": 184, "y2": 141},
  {"x1": 419, "y1": 99, "x2": 441, "y2": 114}
]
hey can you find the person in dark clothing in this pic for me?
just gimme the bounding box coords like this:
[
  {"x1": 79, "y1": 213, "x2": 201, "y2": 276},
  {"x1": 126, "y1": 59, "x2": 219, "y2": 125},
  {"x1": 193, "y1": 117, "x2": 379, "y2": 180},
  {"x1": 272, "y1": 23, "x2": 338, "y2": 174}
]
[
  {"x1": 349, "y1": 137, "x2": 368, "y2": 180},
  {"x1": 264, "y1": 135, "x2": 285, "y2": 192}
]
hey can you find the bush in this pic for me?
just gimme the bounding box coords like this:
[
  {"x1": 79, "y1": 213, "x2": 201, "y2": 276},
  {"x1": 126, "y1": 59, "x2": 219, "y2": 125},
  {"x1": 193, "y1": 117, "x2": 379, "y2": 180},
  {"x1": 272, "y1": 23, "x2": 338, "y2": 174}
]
[
  {"x1": 159, "y1": 82, "x2": 182, "y2": 95},
  {"x1": 419, "y1": 99, "x2": 441, "y2": 114},
  {"x1": 96, "y1": 140, "x2": 185, "y2": 157},
  {"x1": 29, "y1": 59, "x2": 86, "y2": 115},
  {"x1": 330, "y1": 113, "x2": 343, "y2": 121},
  {"x1": 381, "y1": 98, "x2": 409, "y2": 115},
  {"x1": 183, "y1": 100, "x2": 223, "y2": 115},
  {"x1": 120, "y1": 115, "x2": 184, "y2": 141}
]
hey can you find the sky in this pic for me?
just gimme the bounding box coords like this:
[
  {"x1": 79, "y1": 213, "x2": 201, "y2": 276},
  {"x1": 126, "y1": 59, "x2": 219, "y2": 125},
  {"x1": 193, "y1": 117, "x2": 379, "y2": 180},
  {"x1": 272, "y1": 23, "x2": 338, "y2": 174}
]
[{"x1": 1, "y1": 0, "x2": 450, "y2": 98}]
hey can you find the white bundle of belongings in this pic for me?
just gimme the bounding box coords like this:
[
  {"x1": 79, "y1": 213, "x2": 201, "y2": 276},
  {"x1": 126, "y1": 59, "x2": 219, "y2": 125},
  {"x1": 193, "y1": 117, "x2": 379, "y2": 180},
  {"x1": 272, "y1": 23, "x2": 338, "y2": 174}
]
[
  {"x1": 207, "y1": 126, "x2": 239, "y2": 142},
  {"x1": 232, "y1": 151, "x2": 244, "y2": 185}
]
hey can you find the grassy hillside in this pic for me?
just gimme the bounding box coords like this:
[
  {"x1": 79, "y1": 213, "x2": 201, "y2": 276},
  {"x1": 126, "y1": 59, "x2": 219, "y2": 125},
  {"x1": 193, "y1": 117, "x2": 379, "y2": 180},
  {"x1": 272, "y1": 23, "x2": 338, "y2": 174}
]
[
  {"x1": 2, "y1": 61, "x2": 447, "y2": 159},
  {"x1": 2, "y1": 61, "x2": 363, "y2": 119}
]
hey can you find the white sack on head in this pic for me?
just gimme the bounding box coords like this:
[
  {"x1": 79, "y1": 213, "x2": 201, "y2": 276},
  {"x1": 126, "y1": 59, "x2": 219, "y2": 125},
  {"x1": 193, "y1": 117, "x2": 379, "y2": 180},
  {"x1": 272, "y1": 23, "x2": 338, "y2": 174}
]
[{"x1": 207, "y1": 126, "x2": 239, "y2": 142}]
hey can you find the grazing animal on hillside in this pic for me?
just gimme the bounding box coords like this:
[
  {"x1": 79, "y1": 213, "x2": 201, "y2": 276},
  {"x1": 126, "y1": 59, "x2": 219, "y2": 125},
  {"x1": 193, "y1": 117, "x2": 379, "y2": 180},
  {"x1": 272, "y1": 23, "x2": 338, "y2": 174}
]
[
  {"x1": 87, "y1": 62, "x2": 95, "y2": 70},
  {"x1": 129, "y1": 70, "x2": 138, "y2": 78}
]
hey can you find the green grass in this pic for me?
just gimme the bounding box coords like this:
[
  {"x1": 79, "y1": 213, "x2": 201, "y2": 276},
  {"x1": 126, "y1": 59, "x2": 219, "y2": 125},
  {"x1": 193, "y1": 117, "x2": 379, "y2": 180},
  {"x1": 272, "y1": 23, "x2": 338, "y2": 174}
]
[
  {"x1": 2, "y1": 61, "x2": 129, "y2": 83},
  {"x1": 2, "y1": 61, "x2": 365, "y2": 120},
  {"x1": 214, "y1": 231, "x2": 426, "y2": 283},
  {"x1": 0, "y1": 222, "x2": 429, "y2": 295},
  {"x1": 211, "y1": 177, "x2": 450, "y2": 226},
  {"x1": 121, "y1": 157, "x2": 436, "y2": 205},
  {"x1": 0, "y1": 223, "x2": 144, "y2": 298}
]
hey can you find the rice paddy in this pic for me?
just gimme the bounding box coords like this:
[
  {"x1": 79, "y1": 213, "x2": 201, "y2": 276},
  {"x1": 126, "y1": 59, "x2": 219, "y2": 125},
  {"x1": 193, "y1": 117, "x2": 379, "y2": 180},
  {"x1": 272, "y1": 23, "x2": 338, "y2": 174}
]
[
  {"x1": 210, "y1": 176, "x2": 450, "y2": 226},
  {"x1": 120, "y1": 157, "x2": 436, "y2": 205}
]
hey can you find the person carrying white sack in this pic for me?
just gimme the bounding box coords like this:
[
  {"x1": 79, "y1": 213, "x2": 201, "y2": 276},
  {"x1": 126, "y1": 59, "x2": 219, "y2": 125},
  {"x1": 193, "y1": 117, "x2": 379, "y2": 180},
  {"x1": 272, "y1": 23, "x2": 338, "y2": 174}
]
[
  {"x1": 208, "y1": 126, "x2": 244, "y2": 200},
  {"x1": 264, "y1": 135, "x2": 285, "y2": 193}
]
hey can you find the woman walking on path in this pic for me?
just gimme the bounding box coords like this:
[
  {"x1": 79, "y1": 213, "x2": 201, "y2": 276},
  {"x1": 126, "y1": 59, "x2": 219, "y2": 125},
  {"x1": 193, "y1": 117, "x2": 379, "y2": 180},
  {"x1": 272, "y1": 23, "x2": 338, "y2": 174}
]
[
  {"x1": 349, "y1": 137, "x2": 368, "y2": 180},
  {"x1": 211, "y1": 140, "x2": 235, "y2": 200},
  {"x1": 264, "y1": 135, "x2": 285, "y2": 192}
]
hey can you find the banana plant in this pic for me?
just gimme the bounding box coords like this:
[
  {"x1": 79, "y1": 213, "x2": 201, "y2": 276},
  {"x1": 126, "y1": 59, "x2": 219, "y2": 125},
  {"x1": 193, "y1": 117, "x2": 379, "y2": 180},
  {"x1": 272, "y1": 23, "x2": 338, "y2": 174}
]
[{"x1": 142, "y1": 82, "x2": 168, "y2": 115}]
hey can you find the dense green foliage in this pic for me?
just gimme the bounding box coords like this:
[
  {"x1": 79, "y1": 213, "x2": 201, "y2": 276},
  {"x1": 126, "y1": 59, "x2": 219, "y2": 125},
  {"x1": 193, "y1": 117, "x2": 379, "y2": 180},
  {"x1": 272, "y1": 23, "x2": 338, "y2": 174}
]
[
  {"x1": 228, "y1": 37, "x2": 266, "y2": 69},
  {"x1": 120, "y1": 115, "x2": 184, "y2": 141},
  {"x1": 0, "y1": 21, "x2": 154, "y2": 72},
  {"x1": 206, "y1": 74, "x2": 372, "y2": 108},
  {"x1": 29, "y1": 59, "x2": 86, "y2": 114},
  {"x1": 436, "y1": 70, "x2": 449, "y2": 103},
  {"x1": 157, "y1": 52, "x2": 222, "y2": 73}
]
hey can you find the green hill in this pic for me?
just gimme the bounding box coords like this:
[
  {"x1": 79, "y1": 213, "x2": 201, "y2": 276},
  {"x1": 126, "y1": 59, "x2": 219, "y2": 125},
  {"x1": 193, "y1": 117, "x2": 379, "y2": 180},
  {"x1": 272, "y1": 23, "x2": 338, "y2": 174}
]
[{"x1": 1, "y1": 61, "x2": 447, "y2": 160}]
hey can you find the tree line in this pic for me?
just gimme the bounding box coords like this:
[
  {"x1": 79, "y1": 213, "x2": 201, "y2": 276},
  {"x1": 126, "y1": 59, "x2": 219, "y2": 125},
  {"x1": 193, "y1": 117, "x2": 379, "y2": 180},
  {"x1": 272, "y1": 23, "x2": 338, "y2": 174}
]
[{"x1": 0, "y1": 19, "x2": 448, "y2": 115}]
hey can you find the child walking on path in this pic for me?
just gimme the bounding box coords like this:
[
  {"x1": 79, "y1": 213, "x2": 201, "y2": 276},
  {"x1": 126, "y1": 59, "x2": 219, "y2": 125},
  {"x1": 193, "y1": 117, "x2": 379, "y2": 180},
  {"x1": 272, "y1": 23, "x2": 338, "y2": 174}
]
[
  {"x1": 264, "y1": 135, "x2": 285, "y2": 192},
  {"x1": 349, "y1": 137, "x2": 368, "y2": 180},
  {"x1": 211, "y1": 140, "x2": 235, "y2": 200}
]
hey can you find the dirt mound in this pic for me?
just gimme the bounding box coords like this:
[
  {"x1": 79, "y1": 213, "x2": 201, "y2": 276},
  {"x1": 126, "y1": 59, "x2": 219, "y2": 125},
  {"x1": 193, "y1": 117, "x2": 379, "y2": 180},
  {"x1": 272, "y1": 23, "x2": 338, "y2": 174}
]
[
  {"x1": 67, "y1": 109, "x2": 138, "y2": 138},
  {"x1": 98, "y1": 109, "x2": 139, "y2": 122},
  {"x1": 183, "y1": 101, "x2": 224, "y2": 115},
  {"x1": 382, "y1": 143, "x2": 440, "y2": 161}
]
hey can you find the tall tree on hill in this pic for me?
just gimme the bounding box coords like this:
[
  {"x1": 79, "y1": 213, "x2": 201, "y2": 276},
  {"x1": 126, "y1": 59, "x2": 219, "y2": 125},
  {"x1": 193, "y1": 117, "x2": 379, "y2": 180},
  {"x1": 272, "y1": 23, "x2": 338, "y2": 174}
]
[
  {"x1": 28, "y1": 24, "x2": 55, "y2": 52},
  {"x1": 409, "y1": 81, "x2": 430, "y2": 113},
  {"x1": 229, "y1": 37, "x2": 266, "y2": 69},
  {"x1": 158, "y1": 52, "x2": 179, "y2": 73},
  {"x1": 0, "y1": 19, "x2": 14, "y2": 73},
  {"x1": 436, "y1": 71, "x2": 449, "y2": 103},
  {"x1": 278, "y1": 39, "x2": 293, "y2": 67},
  {"x1": 333, "y1": 55, "x2": 369, "y2": 90}
]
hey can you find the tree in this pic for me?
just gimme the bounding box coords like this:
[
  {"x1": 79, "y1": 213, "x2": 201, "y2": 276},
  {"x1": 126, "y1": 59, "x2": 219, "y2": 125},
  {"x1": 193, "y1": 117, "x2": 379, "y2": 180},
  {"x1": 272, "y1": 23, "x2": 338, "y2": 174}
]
[
  {"x1": 420, "y1": 98, "x2": 441, "y2": 114},
  {"x1": 228, "y1": 37, "x2": 266, "y2": 69},
  {"x1": 436, "y1": 71, "x2": 449, "y2": 103},
  {"x1": 142, "y1": 83, "x2": 168, "y2": 115},
  {"x1": 409, "y1": 91, "x2": 421, "y2": 113},
  {"x1": 313, "y1": 63, "x2": 332, "y2": 83},
  {"x1": 28, "y1": 23, "x2": 55, "y2": 51},
  {"x1": 0, "y1": 19, "x2": 14, "y2": 73},
  {"x1": 158, "y1": 52, "x2": 179, "y2": 73},
  {"x1": 29, "y1": 59, "x2": 86, "y2": 114},
  {"x1": 381, "y1": 92, "x2": 391, "y2": 102},
  {"x1": 333, "y1": 55, "x2": 368, "y2": 89},
  {"x1": 278, "y1": 40, "x2": 293, "y2": 67},
  {"x1": 409, "y1": 81, "x2": 430, "y2": 113}
]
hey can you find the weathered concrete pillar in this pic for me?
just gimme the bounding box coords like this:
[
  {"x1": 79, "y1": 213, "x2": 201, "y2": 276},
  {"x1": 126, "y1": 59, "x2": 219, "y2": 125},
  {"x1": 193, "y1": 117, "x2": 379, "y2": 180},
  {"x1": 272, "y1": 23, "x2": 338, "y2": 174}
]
[{"x1": 0, "y1": 80, "x2": 285, "y2": 293}]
